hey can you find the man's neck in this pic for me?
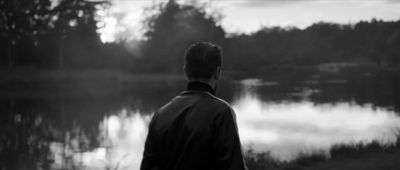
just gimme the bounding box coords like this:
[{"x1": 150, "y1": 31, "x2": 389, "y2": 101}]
[
  {"x1": 189, "y1": 79, "x2": 216, "y2": 90},
  {"x1": 186, "y1": 79, "x2": 217, "y2": 95}
]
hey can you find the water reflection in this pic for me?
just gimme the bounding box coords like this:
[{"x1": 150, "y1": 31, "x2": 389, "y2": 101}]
[
  {"x1": 50, "y1": 110, "x2": 152, "y2": 170},
  {"x1": 234, "y1": 93, "x2": 400, "y2": 161},
  {"x1": 2, "y1": 69, "x2": 400, "y2": 169},
  {"x1": 56, "y1": 85, "x2": 400, "y2": 169}
]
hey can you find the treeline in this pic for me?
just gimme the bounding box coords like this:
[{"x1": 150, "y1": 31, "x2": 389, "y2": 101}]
[
  {"x1": 225, "y1": 20, "x2": 400, "y2": 74},
  {"x1": 1, "y1": 0, "x2": 400, "y2": 73},
  {"x1": 0, "y1": 0, "x2": 133, "y2": 70}
]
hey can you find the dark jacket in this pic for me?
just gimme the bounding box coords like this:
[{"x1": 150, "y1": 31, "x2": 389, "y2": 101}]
[{"x1": 140, "y1": 81, "x2": 246, "y2": 170}]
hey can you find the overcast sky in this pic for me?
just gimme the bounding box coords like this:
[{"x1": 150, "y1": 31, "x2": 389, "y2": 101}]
[{"x1": 98, "y1": 0, "x2": 400, "y2": 42}]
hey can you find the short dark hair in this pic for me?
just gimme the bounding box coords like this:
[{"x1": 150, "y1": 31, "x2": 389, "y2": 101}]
[{"x1": 184, "y1": 42, "x2": 222, "y2": 80}]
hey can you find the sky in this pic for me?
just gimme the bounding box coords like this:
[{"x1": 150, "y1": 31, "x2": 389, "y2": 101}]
[{"x1": 97, "y1": 0, "x2": 400, "y2": 42}]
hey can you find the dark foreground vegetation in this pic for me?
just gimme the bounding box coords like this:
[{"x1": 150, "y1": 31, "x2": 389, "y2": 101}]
[
  {"x1": 245, "y1": 134, "x2": 400, "y2": 170},
  {"x1": 1, "y1": 0, "x2": 400, "y2": 75}
]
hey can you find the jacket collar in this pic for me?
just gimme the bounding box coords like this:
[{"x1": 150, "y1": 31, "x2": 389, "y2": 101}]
[{"x1": 186, "y1": 81, "x2": 215, "y2": 95}]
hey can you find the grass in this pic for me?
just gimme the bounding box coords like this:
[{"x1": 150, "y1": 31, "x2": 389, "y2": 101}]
[
  {"x1": 244, "y1": 133, "x2": 400, "y2": 170},
  {"x1": 0, "y1": 68, "x2": 185, "y2": 98},
  {"x1": 0, "y1": 68, "x2": 184, "y2": 82}
]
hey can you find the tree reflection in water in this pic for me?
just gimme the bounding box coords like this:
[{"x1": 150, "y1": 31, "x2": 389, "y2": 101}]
[
  {"x1": 44, "y1": 91, "x2": 400, "y2": 169},
  {"x1": 2, "y1": 70, "x2": 400, "y2": 169},
  {"x1": 233, "y1": 92, "x2": 400, "y2": 161}
]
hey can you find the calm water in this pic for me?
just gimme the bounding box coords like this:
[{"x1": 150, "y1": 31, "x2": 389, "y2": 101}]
[{"x1": 1, "y1": 68, "x2": 400, "y2": 169}]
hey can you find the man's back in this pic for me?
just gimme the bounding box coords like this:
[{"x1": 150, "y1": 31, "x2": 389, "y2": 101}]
[{"x1": 140, "y1": 81, "x2": 246, "y2": 170}]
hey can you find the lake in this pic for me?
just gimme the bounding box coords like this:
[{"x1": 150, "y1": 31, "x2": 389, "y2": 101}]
[{"x1": 1, "y1": 68, "x2": 400, "y2": 170}]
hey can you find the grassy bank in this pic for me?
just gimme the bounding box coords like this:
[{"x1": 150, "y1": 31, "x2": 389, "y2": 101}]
[
  {"x1": 0, "y1": 69, "x2": 185, "y2": 98},
  {"x1": 244, "y1": 134, "x2": 400, "y2": 170},
  {"x1": 0, "y1": 68, "x2": 184, "y2": 82}
]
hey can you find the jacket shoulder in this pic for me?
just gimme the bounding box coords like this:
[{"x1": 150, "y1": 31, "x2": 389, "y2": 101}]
[{"x1": 206, "y1": 94, "x2": 233, "y2": 112}]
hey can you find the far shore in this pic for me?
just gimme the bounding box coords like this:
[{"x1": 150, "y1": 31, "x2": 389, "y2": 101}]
[
  {"x1": 0, "y1": 69, "x2": 186, "y2": 99},
  {"x1": 0, "y1": 65, "x2": 398, "y2": 99},
  {"x1": 0, "y1": 68, "x2": 185, "y2": 82}
]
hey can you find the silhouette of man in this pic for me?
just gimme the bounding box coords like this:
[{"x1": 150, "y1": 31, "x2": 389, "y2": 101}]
[{"x1": 140, "y1": 42, "x2": 246, "y2": 170}]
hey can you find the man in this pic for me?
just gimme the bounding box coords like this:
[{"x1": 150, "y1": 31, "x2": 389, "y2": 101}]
[{"x1": 140, "y1": 42, "x2": 246, "y2": 170}]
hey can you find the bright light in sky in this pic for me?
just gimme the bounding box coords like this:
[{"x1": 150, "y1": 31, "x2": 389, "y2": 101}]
[
  {"x1": 97, "y1": 0, "x2": 151, "y2": 42},
  {"x1": 97, "y1": 0, "x2": 400, "y2": 42},
  {"x1": 98, "y1": 17, "x2": 118, "y2": 42}
]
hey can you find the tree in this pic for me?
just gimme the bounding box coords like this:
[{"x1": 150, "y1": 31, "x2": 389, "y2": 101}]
[
  {"x1": 0, "y1": 0, "x2": 52, "y2": 68},
  {"x1": 386, "y1": 22, "x2": 400, "y2": 65},
  {"x1": 142, "y1": 0, "x2": 225, "y2": 73},
  {"x1": 49, "y1": 0, "x2": 108, "y2": 69},
  {"x1": 0, "y1": 0, "x2": 108, "y2": 69}
]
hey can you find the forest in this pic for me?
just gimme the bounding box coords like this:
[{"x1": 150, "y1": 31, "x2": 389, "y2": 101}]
[{"x1": 1, "y1": 0, "x2": 400, "y2": 75}]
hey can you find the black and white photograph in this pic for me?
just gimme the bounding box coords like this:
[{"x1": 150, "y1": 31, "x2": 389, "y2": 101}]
[{"x1": 1, "y1": 0, "x2": 400, "y2": 169}]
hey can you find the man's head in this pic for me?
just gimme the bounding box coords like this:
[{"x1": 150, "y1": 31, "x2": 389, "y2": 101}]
[{"x1": 183, "y1": 42, "x2": 222, "y2": 82}]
